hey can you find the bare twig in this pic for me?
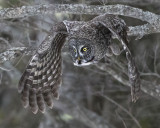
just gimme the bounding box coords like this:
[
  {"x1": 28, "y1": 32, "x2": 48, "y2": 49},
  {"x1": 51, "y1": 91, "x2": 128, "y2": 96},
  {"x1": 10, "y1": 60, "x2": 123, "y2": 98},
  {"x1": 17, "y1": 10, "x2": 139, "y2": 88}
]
[
  {"x1": 115, "y1": 110, "x2": 128, "y2": 128},
  {"x1": 0, "y1": 72, "x2": 2, "y2": 85},
  {"x1": 95, "y1": 63, "x2": 160, "y2": 100},
  {"x1": 53, "y1": 97, "x2": 113, "y2": 128},
  {"x1": 96, "y1": 93, "x2": 142, "y2": 128}
]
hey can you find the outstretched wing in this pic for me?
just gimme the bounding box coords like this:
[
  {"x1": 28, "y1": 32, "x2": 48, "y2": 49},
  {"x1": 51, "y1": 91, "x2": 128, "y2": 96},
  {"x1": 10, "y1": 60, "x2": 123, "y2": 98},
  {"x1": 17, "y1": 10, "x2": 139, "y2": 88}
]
[
  {"x1": 92, "y1": 14, "x2": 141, "y2": 102},
  {"x1": 18, "y1": 22, "x2": 68, "y2": 114}
]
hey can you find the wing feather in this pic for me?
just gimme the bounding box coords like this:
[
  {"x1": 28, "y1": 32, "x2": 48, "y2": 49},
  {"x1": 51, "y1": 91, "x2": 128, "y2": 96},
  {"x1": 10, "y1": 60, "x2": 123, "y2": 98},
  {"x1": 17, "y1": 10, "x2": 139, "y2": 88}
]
[
  {"x1": 29, "y1": 88, "x2": 38, "y2": 114},
  {"x1": 92, "y1": 14, "x2": 140, "y2": 101},
  {"x1": 18, "y1": 22, "x2": 67, "y2": 114},
  {"x1": 37, "y1": 93, "x2": 46, "y2": 113},
  {"x1": 21, "y1": 84, "x2": 30, "y2": 108},
  {"x1": 43, "y1": 91, "x2": 54, "y2": 109}
]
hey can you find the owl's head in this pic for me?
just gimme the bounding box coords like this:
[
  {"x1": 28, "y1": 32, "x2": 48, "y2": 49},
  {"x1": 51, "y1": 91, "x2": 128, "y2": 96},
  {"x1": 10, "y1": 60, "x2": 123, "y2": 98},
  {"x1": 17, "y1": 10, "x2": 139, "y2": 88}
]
[{"x1": 68, "y1": 38, "x2": 97, "y2": 66}]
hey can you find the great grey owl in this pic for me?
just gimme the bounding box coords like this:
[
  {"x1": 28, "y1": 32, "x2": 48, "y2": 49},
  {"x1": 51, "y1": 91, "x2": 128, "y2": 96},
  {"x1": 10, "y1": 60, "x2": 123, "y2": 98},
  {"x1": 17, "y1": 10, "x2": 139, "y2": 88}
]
[{"x1": 18, "y1": 14, "x2": 140, "y2": 114}]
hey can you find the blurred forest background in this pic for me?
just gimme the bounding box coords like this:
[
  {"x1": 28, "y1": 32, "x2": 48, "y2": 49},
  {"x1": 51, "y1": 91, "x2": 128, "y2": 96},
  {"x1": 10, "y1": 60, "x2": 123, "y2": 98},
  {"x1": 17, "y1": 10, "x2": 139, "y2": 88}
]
[{"x1": 0, "y1": 0, "x2": 160, "y2": 128}]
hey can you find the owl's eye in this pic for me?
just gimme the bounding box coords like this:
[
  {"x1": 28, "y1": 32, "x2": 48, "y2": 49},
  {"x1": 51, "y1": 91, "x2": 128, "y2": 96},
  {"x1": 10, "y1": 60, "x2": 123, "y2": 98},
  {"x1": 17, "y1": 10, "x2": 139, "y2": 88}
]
[
  {"x1": 72, "y1": 47, "x2": 77, "y2": 53},
  {"x1": 81, "y1": 47, "x2": 88, "y2": 52}
]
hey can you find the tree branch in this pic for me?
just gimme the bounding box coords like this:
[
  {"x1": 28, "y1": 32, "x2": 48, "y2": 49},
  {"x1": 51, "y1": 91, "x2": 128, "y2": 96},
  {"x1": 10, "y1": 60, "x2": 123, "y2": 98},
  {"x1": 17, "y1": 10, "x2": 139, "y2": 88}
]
[
  {"x1": 127, "y1": 24, "x2": 159, "y2": 39},
  {"x1": 0, "y1": 47, "x2": 36, "y2": 64},
  {"x1": 0, "y1": 4, "x2": 159, "y2": 38},
  {"x1": 0, "y1": 4, "x2": 159, "y2": 25}
]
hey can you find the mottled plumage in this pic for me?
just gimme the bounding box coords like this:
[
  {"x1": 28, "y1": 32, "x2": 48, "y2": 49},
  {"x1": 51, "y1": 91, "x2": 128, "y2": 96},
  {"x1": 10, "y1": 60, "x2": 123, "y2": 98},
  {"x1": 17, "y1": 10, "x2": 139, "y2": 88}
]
[
  {"x1": 18, "y1": 14, "x2": 140, "y2": 114},
  {"x1": 18, "y1": 23, "x2": 67, "y2": 114}
]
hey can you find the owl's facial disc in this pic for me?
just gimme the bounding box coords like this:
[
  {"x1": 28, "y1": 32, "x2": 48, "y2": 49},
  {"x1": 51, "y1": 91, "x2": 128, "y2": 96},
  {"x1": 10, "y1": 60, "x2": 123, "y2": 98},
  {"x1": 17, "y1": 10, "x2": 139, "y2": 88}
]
[{"x1": 68, "y1": 38, "x2": 97, "y2": 66}]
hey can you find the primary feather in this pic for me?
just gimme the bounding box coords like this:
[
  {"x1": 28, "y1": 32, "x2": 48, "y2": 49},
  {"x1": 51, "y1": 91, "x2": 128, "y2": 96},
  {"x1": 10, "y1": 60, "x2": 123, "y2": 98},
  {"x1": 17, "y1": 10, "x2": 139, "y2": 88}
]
[{"x1": 18, "y1": 22, "x2": 67, "y2": 114}]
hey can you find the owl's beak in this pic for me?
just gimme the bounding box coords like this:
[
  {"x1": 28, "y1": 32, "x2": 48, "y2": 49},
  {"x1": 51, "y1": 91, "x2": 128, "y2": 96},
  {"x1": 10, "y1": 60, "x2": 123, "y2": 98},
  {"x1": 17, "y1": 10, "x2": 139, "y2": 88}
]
[
  {"x1": 77, "y1": 57, "x2": 80, "y2": 61},
  {"x1": 73, "y1": 56, "x2": 82, "y2": 66},
  {"x1": 74, "y1": 56, "x2": 96, "y2": 66},
  {"x1": 77, "y1": 57, "x2": 81, "y2": 64}
]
